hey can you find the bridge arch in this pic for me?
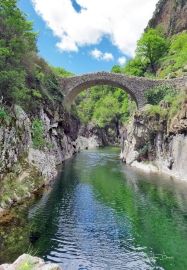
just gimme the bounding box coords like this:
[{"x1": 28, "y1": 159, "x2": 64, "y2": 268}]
[
  {"x1": 64, "y1": 78, "x2": 140, "y2": 107},
  {"x1": 59, "y1": 72, "x2": 187, "y2": 109}
]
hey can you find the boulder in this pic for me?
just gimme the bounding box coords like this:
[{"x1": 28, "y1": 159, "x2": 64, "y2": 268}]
[{"x1": 0, "y1": 254, "x2": 62, "y2": 270}]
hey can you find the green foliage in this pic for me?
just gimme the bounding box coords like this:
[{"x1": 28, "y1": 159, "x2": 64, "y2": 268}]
[
  {"x1": 143, "y1": 90, "x2": 187, "y2": 121},
  {"x1": 0, "y1": 107, "x2": 8, "y2": 119},
  {"x1": 52, "y1": 66, "x2": 74, "y2": 78},
  {"x1": 123, "y1": 57, "x2": 146, "y2": 76},
  {"x1": 136, "y1": 28, "x2": 169, "y2": 74},
  {"x1": 31, "y1": 119, "x2": 45, "y2": 149},
  {"x1": 144, "y1": 104, "x2": 168, "y2": 118},
  {"x1": 0, "y1": 1, "x2": 67, "y2": 110},
  {"x1": 75, "y1": 63, "x2": 138, "y2": 128},
  {"x1": 75, "y1": 84, "x2": 136, "y2": 128},
  {"x1": 32, "y1": 89, "x2": 42, "y2": 99},
  {"x1": 123, "y1": 28, "x2": 168, "y2": 77},
  {"x1": 145, "y1": 85, "x2": 176, "y2": 105},
  {"x1": 111, "y1": 65, "x2": 122, "y2": 73},
  {"x1": 92, "y1": 94, "x2": 120, "y2": 127},
  {"x1": 158, "y1": 31, "x2": 187, "y2": 78},
  {"x1": 0, "y1": 106, "x2": 11, "y2": 125},
  {"x1": 0, "y1": 0, "x2": 37, "y2": 103},
  {"x1": 122, "y1": 29, "x2": 187, "y2": 79},
  {"x1": 18, "y1": 260, "x2": 33, "y2": 270},
  {"x1": 167, "y1": 91, "x2": 187, "y2": 120}
]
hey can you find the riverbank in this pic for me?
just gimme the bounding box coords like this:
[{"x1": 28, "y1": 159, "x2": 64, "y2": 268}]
[
  {"x1": 120, "y1": 98, "x2": 187, "y2": 181},
  {"x1": 0, "y1": 103, "x2": 118, "y2": 217}
]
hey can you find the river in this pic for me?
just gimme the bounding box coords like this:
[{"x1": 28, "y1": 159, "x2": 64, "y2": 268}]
[{"x1": 1, "y1": 147, "x2": 187, "y2": 269}]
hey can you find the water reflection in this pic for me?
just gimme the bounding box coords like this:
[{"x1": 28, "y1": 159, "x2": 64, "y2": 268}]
[{"x1": 1, "y1": 148, "x2": 187, "y2": 270}]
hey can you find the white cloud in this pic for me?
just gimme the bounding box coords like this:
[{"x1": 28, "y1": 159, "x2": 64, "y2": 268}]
[
  {"x1": 103, "y1": 53, "x2": 114, "y2": 61},
  {"x1": 118, "y1": 56, "x2": 127, "y2": 66},
  {"x1": 90, "y1": 49, "x2": 103, "y2": 60},
  {"x1": 90, "y1": 49, "x2": 114, "y2": 61},
  {"x1": 32, "y1": 0, "x2": 158, "y2": 55}
]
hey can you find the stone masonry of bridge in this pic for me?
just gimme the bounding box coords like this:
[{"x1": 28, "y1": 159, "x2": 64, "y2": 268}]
[{"x1": 59, "y1": 72, "x2": 187, "y2": 109}]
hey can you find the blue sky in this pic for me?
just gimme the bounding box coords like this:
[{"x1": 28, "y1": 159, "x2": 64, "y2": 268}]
[{"x1": 18, "y1": 0, "x2": 158, "y2": 75}]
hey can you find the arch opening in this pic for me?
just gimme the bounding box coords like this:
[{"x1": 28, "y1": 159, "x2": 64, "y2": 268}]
[{"x1": 64, "y1": 79, "x2": 139, "y2": 109}]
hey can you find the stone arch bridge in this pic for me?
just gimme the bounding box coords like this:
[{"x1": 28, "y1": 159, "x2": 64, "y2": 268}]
[{"x1": 59, "y1": 72, "x2": 187, "y2": 109}]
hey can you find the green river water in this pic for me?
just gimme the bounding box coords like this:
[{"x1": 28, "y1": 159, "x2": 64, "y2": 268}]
[{"x1": 1, "y1": 147, "x2": 187, "y2": 269}]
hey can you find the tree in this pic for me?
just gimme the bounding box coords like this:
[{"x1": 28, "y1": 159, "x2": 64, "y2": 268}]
[
  {"x1": 0, "y1": 0, "x2": 37, "y2": 102},
  {"x1": 75, "y1": 82, "x2": 135, "y2": 128},
  {"x1": 111, "y1": 65, "x2": 122, "y2": 73},
  {"x1": 92, "y1": 95, "x2": 120, "y2": 127},
  {"x1": 136, "y1": 28, "x2": 169, "y2": 74},
  {"x1": 123, "y1": 57, "x2": 147, "y2": 76}
]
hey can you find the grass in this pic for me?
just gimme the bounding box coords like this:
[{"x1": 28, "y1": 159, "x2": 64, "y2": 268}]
[
  {"x1": 0, "y1": 159, "x2": 43, "y2": 209},
  {"x1": 31, "y1": 119, "x2": 46, "y2": 149},
  {"x1": 18, "y1": 261, "x2": 34, "y2": 270},
  {"x1": 144, "y1": 105, "x2": 168, "y2": 119},
  {"x1": 0, "y1": 106, "x2": 11, "y2": 125},
  {"x1": 166, "y1": 91, "x2": 187, "y2": 120}
]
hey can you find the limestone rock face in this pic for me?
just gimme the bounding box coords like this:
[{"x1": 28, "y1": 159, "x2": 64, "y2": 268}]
[
  {"x1": 0, "y1": 105, "x2": 32, "y2": 180},
  {"x1": 120, "y1": 103, "x2": 187, "y2": 181},
  {"x1": 76, "y1": 135, "x2": 100, "y2": 150},
  {"x1": 0, "y1": 254, "x2": 62, "y2": 270},
  {"x1": 14, "y1": 105, "x2": 32, "y2": 148},
  {"x1": 148, "y1": 0, "x2": 187, "y2": 36},
  {"x1": 169, "y1": 101, "x2": 187, "y2": 133},
  {"x1": 0, "y1": 103, "x2": 108, "y2": 212},
  {"x1": 28, "y1": 148, "x2": 57, "y2": 183}
]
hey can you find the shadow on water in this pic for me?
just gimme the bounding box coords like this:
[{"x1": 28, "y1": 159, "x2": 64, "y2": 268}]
[{"x1": 1, "y1": 147, "x2": 187, "y2": 269}]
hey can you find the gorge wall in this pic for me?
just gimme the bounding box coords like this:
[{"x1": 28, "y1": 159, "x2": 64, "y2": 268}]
[
  {"x1": 120, "y1": 0, "x2": 187, "y2": 181},
  {"x1": 0, "y1": 101, "x2": 117, "y2": 213},
  {"x1": 1, "y1": 0, "x2": 187, "y2": 215},
  {"x1": 148, "y1": 0, "x2": 187, "y2": 36},
  {"x1": 120, "y1": 99, "x2": 187, "y2": 181}
]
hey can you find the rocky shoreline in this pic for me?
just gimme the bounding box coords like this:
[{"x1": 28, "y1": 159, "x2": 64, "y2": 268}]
[
  {"x1": 0, "y1": 254, "x2": 61, "y2": 270},
  {"x1": 0, "y1": 102, "x2": 120, "y2": 217},
  {"x1": 120, "y1": 100, "x2": 187, "y2": 181}
]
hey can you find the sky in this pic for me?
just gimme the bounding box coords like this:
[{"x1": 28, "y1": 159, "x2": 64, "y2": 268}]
[{"x1": 18, "y1": 0, "x2": 158, "y2": 75}]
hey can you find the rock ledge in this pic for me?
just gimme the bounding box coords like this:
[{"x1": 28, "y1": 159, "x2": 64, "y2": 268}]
[{"x1": 0, "y1": 254, "x2": 62, "y2": 270}]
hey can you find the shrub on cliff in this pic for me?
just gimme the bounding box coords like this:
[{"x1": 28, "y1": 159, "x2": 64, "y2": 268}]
[
  {"x1": 158, "y1": 31, "x2": 187, "y2": 78},
  {"x1": 31, "y1": 119, "x2": 45, "y2": 149},
  {"x1": 145, "y1": 85, "x2": 176, "y2": 105},
  {"x1": 0, "y1": 106, "x2": 11, "y2": 125},
  {"x1": 144, "y1": 90, "x2": 187, "y2": 122}
]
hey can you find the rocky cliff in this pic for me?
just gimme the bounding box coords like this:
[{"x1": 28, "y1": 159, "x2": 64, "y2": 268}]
[
  {"x1": 148, "y1": 0, "x2": 187, "y2": 35},
  {"x1": 120, "y1": 0, "x2": 187, "y2": 181},
  {"x1": 120, "y1": 98, "x2": 187, "y2": 180},
  {"x1": 0, "y1": 101, "x2": 110, "y2": 213}
]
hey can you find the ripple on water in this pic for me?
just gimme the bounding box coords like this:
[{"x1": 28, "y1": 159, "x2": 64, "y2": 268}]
[{"x1": 2, "y1": 148, "x2": 187, "y2": 269}]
